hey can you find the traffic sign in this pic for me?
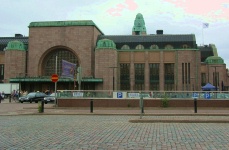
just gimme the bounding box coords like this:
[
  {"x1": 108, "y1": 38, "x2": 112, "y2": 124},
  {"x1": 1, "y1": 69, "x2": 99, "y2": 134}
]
[
  {"x1": 192, "y1": 92, "x2": 198, "y2": 98},
  {"x1": 204, "y1": 92, "x2": 211, "y2": 99},
  {"x1": 117, "y1": 92, "x2": 123, "y2": 98},
  {"x1": 51, "y1": 74, "x2": 58, "y2": 82}
]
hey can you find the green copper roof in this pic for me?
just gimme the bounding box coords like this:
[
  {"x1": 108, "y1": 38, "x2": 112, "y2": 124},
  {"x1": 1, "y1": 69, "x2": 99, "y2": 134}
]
[
  {"x1": 29, "y1": 20, "x2": 104, "y2": 34},
  {"x1": 132, "y1": 13, "x2": 146, "y2": 33},
  {"x1": 10, "y1": 77, "x2": 103, "y2": 83},
  {"x1": 204, "y1": 56, "x2": 224, "y2": 64},
  {"x1": 5, "y1": 40, "x2": 26, "y2": 51},
  {"x1": 96, "y1": 39, "x2": 116, "y2": 49}
]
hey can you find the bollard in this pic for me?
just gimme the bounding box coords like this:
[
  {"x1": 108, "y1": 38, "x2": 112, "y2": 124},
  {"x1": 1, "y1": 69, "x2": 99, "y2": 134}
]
[
  {"x1": 90, "y1": 99, "x2": 93, "y2": 113},
  {"x1": 140, "y1": 95, "x2": 144, "y2": 114},
  {"x1": 9, "y1": 95, "x2": 11, "y2": 103},
  {"x1": 139, "y1": 93, "x2": 144, "y2": 119},
  {"x1": 194, "y1": 98, "x2": 197, "y2": 113},
  {"x1": 41, "y1": 100, "x2": 44, "y2": 113}
]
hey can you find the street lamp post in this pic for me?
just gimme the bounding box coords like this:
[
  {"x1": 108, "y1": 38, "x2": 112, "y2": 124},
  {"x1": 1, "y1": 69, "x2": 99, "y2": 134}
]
[
  {"x1": 214, "y1": 67, "x2": 217, "y2": 91},
  {"x1": 109, "y1": 67, "x2": 118, "y2": 91}
]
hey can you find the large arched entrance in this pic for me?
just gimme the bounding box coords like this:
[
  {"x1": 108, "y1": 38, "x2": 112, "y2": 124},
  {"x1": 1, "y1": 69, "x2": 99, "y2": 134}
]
[
  {"x1": 43, "y1": 48, "x2": 78, "y2": 76},
  {"x1": 41, "y1": 48, "x2": 79, "y2": 92},
  {"x1": 13, "y1": 46, "x2": 100, "y2": 93}
]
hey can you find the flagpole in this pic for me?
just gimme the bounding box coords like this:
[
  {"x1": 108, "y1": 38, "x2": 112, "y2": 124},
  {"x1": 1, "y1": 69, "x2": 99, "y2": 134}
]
[
  {"x1": 55, "y1": 55, "x2": 57, "y2": 106},
  {"x1": 202, "y1": 23, "x2": 209, "y2": 46},
  {"x1": 202, "y1": 24, "x2": 204, "y2": 46},
  {"x1": 77, "y1": 66, "x2": 82, "y2": 90},
  {"x1": 74, "y1": 66, "x2": 76, "y2": 90}
]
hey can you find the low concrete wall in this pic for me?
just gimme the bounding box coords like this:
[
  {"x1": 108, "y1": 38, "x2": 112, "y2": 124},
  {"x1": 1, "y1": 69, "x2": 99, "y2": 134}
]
[{"x1": 57, "y1": 98, "x2": 229, "y2": 107}]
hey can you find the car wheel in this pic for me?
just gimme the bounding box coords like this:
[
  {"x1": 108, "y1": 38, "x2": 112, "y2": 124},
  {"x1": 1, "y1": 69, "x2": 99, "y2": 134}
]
[
  {"x1": 35, "y1": 101, "x2": 38, "y2": 103},
  {"x1": 30, "y1": 101, "x2": 32, "y2": 103},
  {"x1": 21, "y1": 101, "x2": 23, "y2": 103},
  {"x1": 45, "y1": 102, "x2": 48, "y2": 104}
]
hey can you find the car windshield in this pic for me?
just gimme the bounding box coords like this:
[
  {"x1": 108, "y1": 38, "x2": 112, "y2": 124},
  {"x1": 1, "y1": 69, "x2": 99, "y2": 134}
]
[
  {"x1": 27, "y1": 93, "x2": 36, "y2": 97},
  {"x1": 49, "y1": 93, "x2": 56, "y2": 97}
]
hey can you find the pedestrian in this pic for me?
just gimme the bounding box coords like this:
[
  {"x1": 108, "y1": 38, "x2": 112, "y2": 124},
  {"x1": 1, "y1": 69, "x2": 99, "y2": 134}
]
[
  {"x1": 2, "y1": 91, "x2": 5, "y2": 100},
  {"x1": 11, "y1": 90, "x2": 16, "y2": 102},
  {"x1": 0, "y1": 92, "x2": 2, "y2": 103},
  {"x1": 15, "y1": 90, "x2": 19, "y2": 100}
]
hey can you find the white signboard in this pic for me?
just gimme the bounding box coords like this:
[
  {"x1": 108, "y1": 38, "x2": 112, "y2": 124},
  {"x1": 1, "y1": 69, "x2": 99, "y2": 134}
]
[
  {"x1": 128, "y1": 92, "x2": 151, "y2": 98},
  {"x1": 73, "y1": 92, "x2": 84, "y2": 97},
  {"x1": 128, "y1": 93, "x2": 140, "y2": 98}
]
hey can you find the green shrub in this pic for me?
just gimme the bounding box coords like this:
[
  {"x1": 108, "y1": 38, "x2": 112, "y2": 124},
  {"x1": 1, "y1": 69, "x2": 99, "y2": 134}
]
[
  {"x1": 161, "y1": 95, "x2": 169, "y2": 107},
  {"x1": 127, "y1": 103, "x2": 131, "y2": 107},
  {"x1": 38, "y1": 102, "x2": 42, "y2": 113}
]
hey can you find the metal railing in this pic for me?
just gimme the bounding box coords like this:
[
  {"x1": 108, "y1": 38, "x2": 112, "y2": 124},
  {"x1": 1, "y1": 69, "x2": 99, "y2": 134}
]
[{"x1": 56, "y1": 90, "x2": 229, "y2": 99}]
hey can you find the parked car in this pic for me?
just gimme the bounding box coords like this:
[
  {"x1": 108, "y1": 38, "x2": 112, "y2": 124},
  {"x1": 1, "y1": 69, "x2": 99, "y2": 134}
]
[
  {"x1": 44, "y1": 93, "x2": 57, "y2": 104},
  {"x1": 19, "y1": 92, "x2": 47, "y2": 103}
]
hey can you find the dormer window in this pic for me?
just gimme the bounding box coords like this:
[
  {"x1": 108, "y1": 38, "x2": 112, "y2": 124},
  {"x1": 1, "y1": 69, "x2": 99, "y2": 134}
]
[
  {"x1": 136, "y1": 44, "x2": 144, "y2": 50},
  {"x1": 165, "y1": 44, "x2": 173, "y2": 49},
  {"x1": 182, "y1": 44, "x2": 189, "y2": 49},
  {"x1": 121, "y1": 45, "x2": 130, "y2": 50},
  {"x1": 150, "y1": 44, "x2": 159, "y2": 49}
]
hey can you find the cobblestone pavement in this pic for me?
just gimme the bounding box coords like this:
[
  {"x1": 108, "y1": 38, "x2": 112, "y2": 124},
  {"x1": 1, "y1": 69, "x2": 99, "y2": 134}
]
[{"x1": 0, "y1": 115, "x2": 229, "y2": 150}]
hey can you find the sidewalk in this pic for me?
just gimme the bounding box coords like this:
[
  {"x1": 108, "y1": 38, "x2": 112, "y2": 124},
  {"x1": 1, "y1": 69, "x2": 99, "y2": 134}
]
[{"x1": 1, "y1": 98, "x2": 229, "y2": 123}]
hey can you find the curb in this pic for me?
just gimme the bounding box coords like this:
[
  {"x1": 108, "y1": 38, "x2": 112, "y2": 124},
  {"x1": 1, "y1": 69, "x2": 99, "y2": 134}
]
[
  {"x1": 1, "y1": 112, "x2": 229, "y2": 116},
  {"x1": 129, "y1": 119, "x2": 229, "y2": 123},
  {"x1": 1, "y1": 112, "x2": 229, "y2": 123}
]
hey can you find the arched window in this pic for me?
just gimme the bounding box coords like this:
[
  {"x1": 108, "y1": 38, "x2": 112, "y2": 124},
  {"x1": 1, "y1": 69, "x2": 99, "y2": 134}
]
[
  {"x1": 165, "y1": 44, "x2": 174, "y2": 49},
  {"x1": 136, "y1": 44, "x2": 144, "y2": 50},
  {"x1": 150, "y1": 44, "x2": 159, "y2": 49},
  {"x1": 182, "y1": 44, "x2": 189, "y2": 49},
  {"x1": 121, "y1": 45, "x2": 130, "y2": 50},
  {"x1": 43, "y1": 48, "x2": 78, "y2": 76}
]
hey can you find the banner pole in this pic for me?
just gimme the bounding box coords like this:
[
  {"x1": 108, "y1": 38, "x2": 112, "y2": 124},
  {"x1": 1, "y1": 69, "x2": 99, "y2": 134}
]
[{"x1": 55, "y1": 55, "x2": 57, "y2": 106}]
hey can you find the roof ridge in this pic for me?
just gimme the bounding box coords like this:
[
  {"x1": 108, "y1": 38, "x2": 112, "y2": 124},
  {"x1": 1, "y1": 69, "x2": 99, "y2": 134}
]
[
  {"x1": 101, "y1": 34, "x2": 194, "y2": 36},
  {"x1": 0, "y1": 37, "x2": 28, "y2": 39}
]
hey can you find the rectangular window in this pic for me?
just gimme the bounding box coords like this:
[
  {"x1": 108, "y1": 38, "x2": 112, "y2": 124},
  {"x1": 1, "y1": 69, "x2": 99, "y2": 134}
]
[
  {"x1": 149, "y1": 63, "x2": 159, "y2": 90},
  {"x1": 164, "y1": 63, "x2": 174, "y2": 91},
  {"x1": 182, "y1": 63, "x2": 184, "y2": 84},
  {"x1": 120, "y1": 64, "x2": 130, "y2": 90},
  {"x1": 188, "y1": 63, "x2": 190, "y2": 84},
  {"x1": 182, "y1": 63, "x2": 191, "y2": 90},
  {"x1": 0, "y1": 64, "x2": 4, "y2": 82},
  {"x1": 134, "y1": 64, "x2": 144, "y2": 90},
  {"x1": 201, "y1": 73, "x2": 206, "y2": 86},
  {"x1": 185, "y1": 63, "x2": 187, "y2": 84},
  {"x1": 213, "y1": 72, "x2": 219, "y2": 88}
]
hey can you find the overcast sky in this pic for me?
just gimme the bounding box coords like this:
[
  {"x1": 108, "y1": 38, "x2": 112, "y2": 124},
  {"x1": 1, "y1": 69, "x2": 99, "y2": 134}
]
[{"x1": 1, "y1": 0, "x2": 229, "y2": 66}]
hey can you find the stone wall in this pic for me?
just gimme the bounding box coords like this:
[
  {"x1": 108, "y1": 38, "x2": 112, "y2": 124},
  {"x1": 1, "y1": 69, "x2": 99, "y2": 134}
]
[
  {"x1": 28, "y1": 26, "x2": 102, "y2": 77},
  {"x1": 57, "y1": 98, "x2": 229, "y2": 107}
]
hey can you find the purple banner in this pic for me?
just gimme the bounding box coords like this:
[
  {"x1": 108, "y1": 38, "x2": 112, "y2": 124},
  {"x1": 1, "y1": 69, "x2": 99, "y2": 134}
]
[{"x1": 61, "y1": 60, "x2": 76, "y2": 78}]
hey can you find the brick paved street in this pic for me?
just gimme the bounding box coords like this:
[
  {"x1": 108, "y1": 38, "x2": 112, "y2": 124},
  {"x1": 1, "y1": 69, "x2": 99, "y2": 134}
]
[{"x1": 0, "y1": 115, "x2": 229, "y2": 150}]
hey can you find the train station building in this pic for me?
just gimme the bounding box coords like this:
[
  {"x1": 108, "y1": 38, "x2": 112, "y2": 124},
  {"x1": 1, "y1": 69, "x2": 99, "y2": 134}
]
[{"x1": 0, "y1": 13, "x2": 228, "y2": 92}]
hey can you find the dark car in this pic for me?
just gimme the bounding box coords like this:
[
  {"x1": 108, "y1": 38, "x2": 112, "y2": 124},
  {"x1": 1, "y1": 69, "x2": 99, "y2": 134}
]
[
  {"x1": 19, "y1": 92, "x2": 47, "y2": 103},
  {"x1": 43, "y1": 93, "x2": 57, "y2": 104}
]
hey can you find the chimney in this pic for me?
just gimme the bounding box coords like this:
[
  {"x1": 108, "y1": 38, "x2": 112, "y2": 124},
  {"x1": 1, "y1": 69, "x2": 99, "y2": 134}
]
[
  {"x1": 15, "y1": 34, "x2": 23, "y2": 37},
  {"x1": 156, "y1": 30, "x2": 163, "y2": 35}
]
